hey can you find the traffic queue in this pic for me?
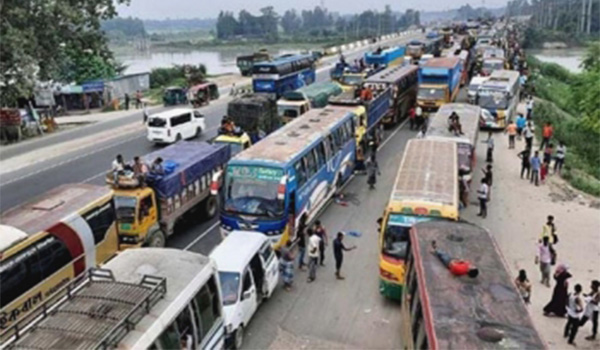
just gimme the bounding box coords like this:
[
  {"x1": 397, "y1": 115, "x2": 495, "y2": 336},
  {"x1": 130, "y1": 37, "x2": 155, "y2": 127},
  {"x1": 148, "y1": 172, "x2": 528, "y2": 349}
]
[{"x1": 0, "y1": 18, "x2": 536, "y2": 350}]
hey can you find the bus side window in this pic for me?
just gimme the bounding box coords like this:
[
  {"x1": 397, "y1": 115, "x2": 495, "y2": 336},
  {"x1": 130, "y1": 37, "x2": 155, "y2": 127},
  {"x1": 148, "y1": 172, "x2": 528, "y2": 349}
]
[
  {"x1": 83, "y1": 202, "x2": 116, "y2": 244},
  {"x1": 294, "y1": 160, "x2": 307, "y2": 188},
  {"x1": 36, "y1": 236, "x2": 71, "y2": 280},
  {"x1": 175, "y1": 305, "x2": 196, "y2": 349},
  {"x1": 192, "y1": 275, "x2": 221, "y2": 343},
  {"x1": 304, "y1": 152, "x2": 317, "y2": 178},
  {"x1": 345, "y1": 119, "x2": 354, "y2": 139},
  {"x1": 155, "y1": 322, "x2": 181, "y2": 350},
  {"x1": 316, "y1": 142, "x2": 328, "y2": 165},
  {"x1": 313, "y1": 148, "x2": 325, "y2": 170},
  {"x1": 411, "y1": 299, "x2": 423, "y2": 345},
  {"x1": 0, "y1": 245, "x2": 43, "y2": 309},
  {"x1": 327, "y1": 134, "x2": 338, "y2": 154}
]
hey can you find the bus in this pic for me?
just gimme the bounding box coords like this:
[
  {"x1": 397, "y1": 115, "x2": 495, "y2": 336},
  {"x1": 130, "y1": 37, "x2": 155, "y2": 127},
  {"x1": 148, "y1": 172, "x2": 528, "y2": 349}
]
[
  {"x1": 400, "y1": 221, "x2": 546, "y2": 349},
  {"x1": 252, "y1": 54, "x2": 316, "y2": 97},
  {"x1": 0, "y1": 184, "x2": 119, "y2": 330},
  {"x1": 277, "y1": 81, "x2": 343, "y2": 123},
  {"x1": 364, "y1": 65, "x2": 419, "y2": 126},
  {"x1": 364, "y1": 46, "x2": 406, "y2": 68},
  {"x1": 426, "y1": 103, "x2": 481, "y2": 184},
  {"x1": 2, "y1": 248, "x2": 225, "y2": 350},
  {"x1": 477, "y1": 69, "x2": 520, "y2": 129},
  {"x1": 379, "y1": 139, "x2": 458, "y2": 300},
  {"x1": 217, "y1": 107, "x2": 357, "y2": 249}
]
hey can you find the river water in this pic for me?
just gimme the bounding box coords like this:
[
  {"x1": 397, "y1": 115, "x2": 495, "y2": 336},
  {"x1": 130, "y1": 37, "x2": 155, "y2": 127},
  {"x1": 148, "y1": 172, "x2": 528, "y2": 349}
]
[
  {"x1": 117, "y1": 47, "x2": 303, "y2": 75},
  {"x1": 530, "y1": 48, "x2": 585, "y2": 73}
]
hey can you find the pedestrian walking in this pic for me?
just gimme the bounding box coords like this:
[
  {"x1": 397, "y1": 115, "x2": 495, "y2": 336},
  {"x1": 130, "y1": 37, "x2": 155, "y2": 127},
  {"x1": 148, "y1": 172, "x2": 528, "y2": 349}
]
[
  {"x1": 580, "y1": 280, "x2": 600, "y2": 341},
  {"x1": 541, "y1": 161, "x2": 549, "y2": 184},
  {"x1": 536, "y1": 236, "x2": 554, "y2": 287},
  {"x1": 416, "y1": 124, "x2": 427, "y2": 138},
  {"x1": 415, "y1": 105, "x2": 424, "y2": 129},
  {"x1": 135, "y1": 90, "x2": 143, "y2": 109},
  {"x1": 279, "y1": 241, "x2": 295, "y2": 291},
  {"x1": 333, "y1": 232, "x2": 356, "y2": 280},
  {"x1": 477, "y1": 178, "x2": 489, "y2": 218},
  {"x1": 314, "y1": 220, "x2": 328, "y2": 267},
  {"x1": 143, "y1": 104, "x2": 149, "y2": 124},
  {"x1": 530, "y1": 151, "x2": 541, "y2": 186},
  {"x1": 543, "y1": 143, "x2": 554, "y2": 164},
  {"x1": 296, "y1": 225, "x2": 307, "y2": 270},
  {"x1": 482, "y1": 164, "x2": 493, "y2": 201},
  {"x1": 544, "y1": 264, "x2": 572, "y2": 317},
  {"x1": 515, "y1": 269, "x2": 532, "y2": 304},
  {"x1": 526, "y1": 96, "x2": 534, "y2": 119},
  {"x1": 540, "y1": 122, "x2": 554, "y2": 151},
  {"x1": 554, "y1": 142, "x2": 566, "y2": 175},
  {"x1": 366, "y1": 154, "x2": 381, "y2": 190},
  {"x1": 486, "y1": 132, "x2": 494, "y2": 163},
  {"x1": 523, "y1": 121, "x2": 534, "y2": 150},
  {"x1": 516, "y1": 113, "x2": 526, "y2": 139},
  {"x1": 505, "y1": 120, "x2": 517, "y2": 149},
  {"x1": 124, "y1": 93, "x2": 130, "y2": 110},
  {"x1": 518, "y1": 148, "x2": 531, "y2": 179},
  {"x1": 541, "y1": 215, "x2": 559, "y2": 245},
  {"x1": 307, "y1": 230, "x2": 321, "y2": 283},
  {"x1": 564, "y1": 284, "x2": 584, "y2": 346},
  {"x1": 408, "y1": 106, "x2": 416, "y2": 130},
  {"x1": 459, "y1": 176, "x2": 469, "y2": 208}
]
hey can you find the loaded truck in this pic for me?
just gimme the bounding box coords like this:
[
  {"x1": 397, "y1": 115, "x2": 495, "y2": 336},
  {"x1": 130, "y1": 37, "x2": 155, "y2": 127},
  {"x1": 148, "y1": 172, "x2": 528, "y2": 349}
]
[
  {"x1": 417, "y1": 57, "x2": 462, "y2": 112},
  {"x1": 107, "y1": 141, "x2": 230, "y2": 248},
  {"x1": 236, "y1": 50, "x2": 270, "y2": 76},
  {"x1": 277, "y1": 81, "x2": 343, "y2": 123},
  {"x1": 328, "y1": 85, "x2": 392, "y2": 144}
]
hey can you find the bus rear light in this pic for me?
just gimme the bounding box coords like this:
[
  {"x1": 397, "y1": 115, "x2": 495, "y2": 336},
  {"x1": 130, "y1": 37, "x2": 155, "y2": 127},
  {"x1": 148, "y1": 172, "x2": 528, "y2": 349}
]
[
  {"x1": 277, "y1": 176, "x2": 287, "y2": 201},
  {"x1": 414, "y1": 207, "x2": 429, "y2": 215},
  {"x1": 380, "y1": 268, "x2": 399, "y2": 281}
]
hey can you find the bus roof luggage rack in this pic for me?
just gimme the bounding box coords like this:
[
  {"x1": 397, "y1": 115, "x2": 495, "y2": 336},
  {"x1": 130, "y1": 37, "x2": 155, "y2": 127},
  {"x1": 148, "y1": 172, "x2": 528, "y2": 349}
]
[{"x1": 5, "y1": 268, "x2": 166, "y2": 350}]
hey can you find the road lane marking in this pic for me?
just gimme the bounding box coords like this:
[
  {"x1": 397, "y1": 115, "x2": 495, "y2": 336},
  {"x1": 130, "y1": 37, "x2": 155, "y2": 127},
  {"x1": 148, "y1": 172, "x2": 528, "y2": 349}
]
[{"x1": 184, "y1": 221, "x2": 220, "y2": 251}]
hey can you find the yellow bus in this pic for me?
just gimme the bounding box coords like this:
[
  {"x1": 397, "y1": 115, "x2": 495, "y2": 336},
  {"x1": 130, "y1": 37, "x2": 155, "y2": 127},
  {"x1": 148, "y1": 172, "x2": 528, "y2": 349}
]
[
  {"x1": 378, "y1": 139, "x2": 458, "y2": 300},
  {"x1": 400, "y1": 221, "x2": 546, "y2": 349},
  {"x1": 0, "y1": 184, "x2": 119, "y2": 330}
]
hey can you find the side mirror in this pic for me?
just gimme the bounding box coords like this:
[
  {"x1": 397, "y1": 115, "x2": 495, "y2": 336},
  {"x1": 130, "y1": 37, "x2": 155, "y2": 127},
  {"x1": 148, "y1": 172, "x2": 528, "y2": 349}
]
[{"x1": 242, "y1": 290, "x2": 252, "y2": 300}]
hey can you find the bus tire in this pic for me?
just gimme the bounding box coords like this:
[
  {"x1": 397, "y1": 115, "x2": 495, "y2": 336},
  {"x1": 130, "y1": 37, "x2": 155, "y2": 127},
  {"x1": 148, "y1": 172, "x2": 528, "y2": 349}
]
[
  {"x1": 147, "y1": 230, "x2": 166, "y2": 248},
  {"x1": 233, "y1": 325, "x2": 244, "y2": 349},
  {"x1": 203, "y1": 196, "x2": 218, "y2": 218}
]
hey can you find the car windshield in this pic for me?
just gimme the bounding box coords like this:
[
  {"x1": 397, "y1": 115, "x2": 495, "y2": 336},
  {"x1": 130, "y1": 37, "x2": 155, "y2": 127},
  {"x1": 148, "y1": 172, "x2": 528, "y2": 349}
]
[
  {"x1": 215, "y1": 141, "x2": 243, "y2": 156},
  {"x1": 478, "y1": 91, "x2": 509, "y2": 110},
  {"x1": 148, "y1": 117, "x2": 167, "y2": 128},
  {"x1": 278, "y1": 106, "x2": 300, "y2": 119},
  {"x1": 383, "y1": 223, "x2": 410, "y2": 260},
  {"x1": 224, "y1": 165, "x2": 285, "y2": 217},
  {"x1": 341, "y1": 75, "x2": 363, "y2": 86},
  {"x1": 114, "y1": 196, "x2": 137, "y2": 224},
  {"x1": 418, "y1": 87, "x2": 445, "y2": 99},
  {"x1": 218, "y1": 272, "x2": 240, "y2": 306},
  {"x1": 483, "y1": 61, "x2": 504, "y2": 71}
]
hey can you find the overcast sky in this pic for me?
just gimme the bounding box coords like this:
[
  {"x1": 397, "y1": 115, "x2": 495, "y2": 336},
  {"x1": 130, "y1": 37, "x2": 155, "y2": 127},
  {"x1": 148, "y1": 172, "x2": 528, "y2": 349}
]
[{"x1": 117, "y1": 0, "x2": 510, "y2": 19}]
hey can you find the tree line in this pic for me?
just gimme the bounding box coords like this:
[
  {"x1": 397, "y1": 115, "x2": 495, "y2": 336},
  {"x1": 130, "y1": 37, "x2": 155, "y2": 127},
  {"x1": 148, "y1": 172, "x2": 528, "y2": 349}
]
[
  {"x1": 506, "y1": 0, "x2": 599, "y2": 34},
  {"x1": 216, "y1": 6, "x2": 421, "y2": 41}
]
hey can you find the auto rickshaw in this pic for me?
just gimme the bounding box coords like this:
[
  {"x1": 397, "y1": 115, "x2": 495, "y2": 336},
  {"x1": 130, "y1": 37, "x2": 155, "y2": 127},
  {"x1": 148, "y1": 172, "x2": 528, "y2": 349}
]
[
  {"x1": 163, "y1": 87, "x2": 188, "y2": 106},
  {"x1": 189, "y1": 82, "x2": 219, "y2": 107}
]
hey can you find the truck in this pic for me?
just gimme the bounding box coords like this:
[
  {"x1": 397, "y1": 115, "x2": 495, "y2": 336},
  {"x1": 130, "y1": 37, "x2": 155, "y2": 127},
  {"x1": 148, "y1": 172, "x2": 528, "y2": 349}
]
[
  {"x1": 107, "y1": 141, "x2": 230, "y2": 248},
  {"x1": 406, "y1": 40, "x2": 426, "y2": 63},
  {"x1": 328, "y1": 85, "x2": 392, "y2": 144},
  {"x1": 417, "y1": 57, "x2": 462, "y2": 112},
  {"x1": 277, "y1": 81, "x2": 343, "y2": 123},
  {"x1": 236, "y1": 50, "x2": 270, "y2": 76}
]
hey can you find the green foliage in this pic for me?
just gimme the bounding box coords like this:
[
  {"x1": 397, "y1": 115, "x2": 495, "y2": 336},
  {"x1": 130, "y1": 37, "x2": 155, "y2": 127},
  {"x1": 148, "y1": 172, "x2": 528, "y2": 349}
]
[
  {"x1": 0, "y1": 0, "x2": 128, "y2": 105},
  {"x1": 580, "y1": 41, "x2": 600, "y2": 72},
  {"x1": 149, "y1": 64, "x2": 207, "y2": 89},
  {"x1": 102, "y1": 17, "x2": 147, "y2": 39}
]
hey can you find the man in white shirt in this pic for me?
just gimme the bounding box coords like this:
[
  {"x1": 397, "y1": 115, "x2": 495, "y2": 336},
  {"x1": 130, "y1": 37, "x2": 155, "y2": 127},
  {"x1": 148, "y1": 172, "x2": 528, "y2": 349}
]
[
  {"x1": 477, "y1": 178, "x2": 489, "y2": 218},
  {"x1": 526, "y1": 96, "x2": 534, "y2": 118},
  {"x1": 307, "y1": 229, "x2": 321, "y2": 283},
  {"x1": 112, "y1": 154, "x2": 125, "y2": 184}
]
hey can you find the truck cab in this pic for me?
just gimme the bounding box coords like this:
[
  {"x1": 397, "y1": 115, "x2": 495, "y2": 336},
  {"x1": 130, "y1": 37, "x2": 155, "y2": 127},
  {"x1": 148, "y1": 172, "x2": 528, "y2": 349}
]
[
  {"x1": 277, "y1": 99, "x2": 311, "y2": 124},
  {"x1": 417, "y1": 84, "x2": 449, "y2": 111},
  {"x1": 213, "y1": 132, "x2": 253, "y2": 156}
]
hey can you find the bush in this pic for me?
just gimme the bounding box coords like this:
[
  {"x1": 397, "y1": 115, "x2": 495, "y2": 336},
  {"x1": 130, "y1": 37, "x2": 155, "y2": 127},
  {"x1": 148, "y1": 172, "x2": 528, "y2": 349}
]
[{"x1": 149, "y1": 64, "x2": 207, "y2": 89}]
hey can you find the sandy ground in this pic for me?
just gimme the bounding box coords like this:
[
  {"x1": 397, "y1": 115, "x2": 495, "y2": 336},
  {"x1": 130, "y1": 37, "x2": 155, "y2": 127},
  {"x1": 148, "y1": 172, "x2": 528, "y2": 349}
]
[{"x1": 463, "y1": 125, "x2": 600, "y2": 348}]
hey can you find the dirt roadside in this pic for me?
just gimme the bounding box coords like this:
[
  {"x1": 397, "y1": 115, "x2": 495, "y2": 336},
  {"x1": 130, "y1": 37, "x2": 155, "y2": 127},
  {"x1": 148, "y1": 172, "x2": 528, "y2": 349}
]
[{"x1": 463, "y1": 125, "x2": 600, "y2": 349}]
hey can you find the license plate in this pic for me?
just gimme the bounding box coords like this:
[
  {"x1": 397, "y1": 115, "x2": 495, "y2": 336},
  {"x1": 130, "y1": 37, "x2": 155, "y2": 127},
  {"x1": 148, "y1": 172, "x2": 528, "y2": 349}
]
[{"x1": 152, "y1": 130, "x2": 162, "y2": 134}]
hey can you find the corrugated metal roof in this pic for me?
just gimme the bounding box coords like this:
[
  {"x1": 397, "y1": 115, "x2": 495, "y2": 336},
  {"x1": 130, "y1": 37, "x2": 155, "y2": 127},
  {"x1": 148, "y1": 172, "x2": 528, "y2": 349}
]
[{"x1": 426, "y1": 103, "x2": 481, "y2": 147}]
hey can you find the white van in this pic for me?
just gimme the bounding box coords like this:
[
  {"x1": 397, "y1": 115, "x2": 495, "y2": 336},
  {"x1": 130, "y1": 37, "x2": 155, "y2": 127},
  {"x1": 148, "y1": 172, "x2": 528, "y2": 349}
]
[
  {"x1": 147, "y1": 108, "x2": 206, "y2": 144},
  {"x1": 467, "y1": 76, "x2": 489, "y2": 103},
  {"x1": 210, "y1": 230, "x2": 279, "y2": 349}
]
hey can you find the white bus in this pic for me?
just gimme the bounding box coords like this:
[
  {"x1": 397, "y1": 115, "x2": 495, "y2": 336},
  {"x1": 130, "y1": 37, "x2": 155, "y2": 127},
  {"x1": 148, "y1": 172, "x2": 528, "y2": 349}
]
[
  {"x1": 476, "y1": 69, "x2": 520, "y2": 129},
  {"x1": 3, "y1": 248, "x2": 225, "y2": 350}
]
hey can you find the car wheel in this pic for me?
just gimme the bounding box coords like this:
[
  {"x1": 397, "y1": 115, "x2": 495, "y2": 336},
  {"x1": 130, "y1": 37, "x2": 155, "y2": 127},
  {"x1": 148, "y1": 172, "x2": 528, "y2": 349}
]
[
  {"x1": 195, "y1": 127, "x2": 202, "y2": 138},
  {"x1": 147, "y1": 230, "x2": 166, "y2": 247},
  {"x1": 176, "y1": 133, "x2": 182, "y2": 142},
  {"x1": 234, "y1": 326, "x2": 244, "y2": 350}
]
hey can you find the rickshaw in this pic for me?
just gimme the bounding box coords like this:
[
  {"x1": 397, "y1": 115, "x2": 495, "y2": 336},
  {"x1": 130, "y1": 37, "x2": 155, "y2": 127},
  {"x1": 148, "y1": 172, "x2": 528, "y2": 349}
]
[
  {"x1": 189, "y1": 82, "x2": 220, "y2": 107},
  {"x1": 162, "y1": 87, "x2": 188, "y2": 106}
]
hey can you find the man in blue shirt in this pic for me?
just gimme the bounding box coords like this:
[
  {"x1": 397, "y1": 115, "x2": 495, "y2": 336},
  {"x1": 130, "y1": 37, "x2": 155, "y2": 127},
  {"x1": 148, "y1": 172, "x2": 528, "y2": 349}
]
[
  {"x1": 516, "y1": 114, "x2": 526, "y2": 139},
  {"x1": 530, "y1": 151, "x2": 541, "y2": 186}
]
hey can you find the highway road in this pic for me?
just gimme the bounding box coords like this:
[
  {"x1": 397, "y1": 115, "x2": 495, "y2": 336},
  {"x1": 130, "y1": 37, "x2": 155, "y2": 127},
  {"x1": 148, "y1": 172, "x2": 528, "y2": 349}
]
[{"x1": 0, "y1": 32, "x2": 425, "y2": 264}]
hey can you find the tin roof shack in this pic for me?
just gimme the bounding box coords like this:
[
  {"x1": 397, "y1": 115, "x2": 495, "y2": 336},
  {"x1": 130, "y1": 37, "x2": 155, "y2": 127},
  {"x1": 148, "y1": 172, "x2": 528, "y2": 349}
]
[
  {"x1": 227, "y1": 94, "x2": 280, "y2": 141},
  {"x1": 105, "y1": 72, "x2": 150, "y2": 100},
  {"x1": 409, "y1": 221, "x2": 546, "y2": 349}
]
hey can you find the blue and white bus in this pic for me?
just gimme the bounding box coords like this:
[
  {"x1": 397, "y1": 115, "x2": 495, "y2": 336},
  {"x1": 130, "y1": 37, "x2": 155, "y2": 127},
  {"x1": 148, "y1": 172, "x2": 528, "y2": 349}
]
[
  {"x1": 365, "y1": 46, "x2": 406, "y2": 67},
  {"x1": 252, "y1": 54, "x2": 316, "y2": 97},
  {"x1": 216, "y1": 107, "x2": 357, "y2": 248}
]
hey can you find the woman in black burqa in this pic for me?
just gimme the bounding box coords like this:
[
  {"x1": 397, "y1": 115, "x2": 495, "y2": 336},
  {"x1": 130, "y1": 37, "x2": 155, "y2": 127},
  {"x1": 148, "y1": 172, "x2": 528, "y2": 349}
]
[{"x1": 543, "y1": 264, "x2": 571, "y2": 317}]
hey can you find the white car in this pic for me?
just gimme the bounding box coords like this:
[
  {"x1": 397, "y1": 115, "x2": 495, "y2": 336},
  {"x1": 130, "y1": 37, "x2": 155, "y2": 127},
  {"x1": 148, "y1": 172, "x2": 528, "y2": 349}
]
[
  {"x1": 210, "y1": 230, "x2": 279, "y2": 349},
  {"x1": 146, "y1": 108, "x2": 205, "y2": 144}
]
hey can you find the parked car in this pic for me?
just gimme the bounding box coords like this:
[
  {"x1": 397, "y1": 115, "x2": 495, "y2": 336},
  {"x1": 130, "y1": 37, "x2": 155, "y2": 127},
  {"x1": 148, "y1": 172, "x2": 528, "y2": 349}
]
[{"x1": 210, "y1": 230, "x2": 279, "y2": 349}]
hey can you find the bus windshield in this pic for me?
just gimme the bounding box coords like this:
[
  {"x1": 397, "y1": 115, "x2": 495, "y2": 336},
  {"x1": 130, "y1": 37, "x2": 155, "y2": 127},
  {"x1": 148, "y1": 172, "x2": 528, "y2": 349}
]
[
  {"x1": 224, "y1": 165, "x2": 285, "y2": 217},
  {"x1": 478, "y1": 90, "x2": 509, "y2": 110},
  {"x1": 218, "y1": 271, "x2": 240, "y2": 305},
  {"x1": 383, "y1": 222, "x2": 410, "y2": 260},
  {"x1": 418, "y1": 87, "x2": 445, "y2": 100},
  {"x1": 278, "y1": 106, "x2": 300, "y2": 119},
  {"x1": 214, "y1": 141, "x2": 243, "y2": 157},
  {"x1": 340, "y1": 75, "x2": 363, "y2": 86},
  {"x1": 114, "y1": 196, "x2": 137, "y2": 223}
]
